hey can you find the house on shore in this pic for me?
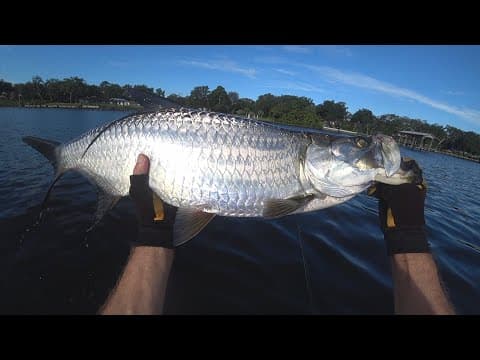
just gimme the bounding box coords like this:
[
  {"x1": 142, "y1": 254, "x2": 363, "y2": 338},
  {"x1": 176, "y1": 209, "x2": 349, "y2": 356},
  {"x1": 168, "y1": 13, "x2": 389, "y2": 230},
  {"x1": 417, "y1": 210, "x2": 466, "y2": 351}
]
[{"x1": 109, "y1": 98, "x2": 131, "y2": 106}]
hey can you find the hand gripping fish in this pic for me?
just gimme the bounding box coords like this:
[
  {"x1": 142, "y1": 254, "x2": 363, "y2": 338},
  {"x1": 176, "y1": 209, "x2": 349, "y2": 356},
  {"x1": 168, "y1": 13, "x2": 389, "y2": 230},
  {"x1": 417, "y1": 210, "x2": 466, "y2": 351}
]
[{"x1": 23, "y1": 108, "x2": 419, "y2": 246}]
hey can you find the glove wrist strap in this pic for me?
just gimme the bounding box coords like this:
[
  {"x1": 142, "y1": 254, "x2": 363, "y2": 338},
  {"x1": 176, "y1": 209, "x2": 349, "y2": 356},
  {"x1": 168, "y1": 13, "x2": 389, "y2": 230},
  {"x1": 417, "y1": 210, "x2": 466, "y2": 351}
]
[
  {"x1": 385, "y1": 228, "x2": 430, "y2": 256},
  {"x1": 131, "y1": 225, "x2": 175, "y2": 249}
]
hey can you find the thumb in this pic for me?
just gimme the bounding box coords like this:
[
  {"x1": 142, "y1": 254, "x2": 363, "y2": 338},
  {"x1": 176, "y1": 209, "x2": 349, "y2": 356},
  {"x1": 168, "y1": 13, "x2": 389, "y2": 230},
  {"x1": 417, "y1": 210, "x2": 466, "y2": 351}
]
[{"x1": 133, "y1": 154, "x2": 150, "y2": 175}]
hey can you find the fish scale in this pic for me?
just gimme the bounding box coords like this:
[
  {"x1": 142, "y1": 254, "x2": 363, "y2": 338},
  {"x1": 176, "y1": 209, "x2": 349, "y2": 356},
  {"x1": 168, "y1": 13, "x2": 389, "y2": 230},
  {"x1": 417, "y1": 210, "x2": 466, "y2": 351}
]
[
  {"x1": 57, "y1": 109, "x2": 308, "y2": 217},
  {"x1": 23, "y1": 109, "x2": 413, "y2": 245}
]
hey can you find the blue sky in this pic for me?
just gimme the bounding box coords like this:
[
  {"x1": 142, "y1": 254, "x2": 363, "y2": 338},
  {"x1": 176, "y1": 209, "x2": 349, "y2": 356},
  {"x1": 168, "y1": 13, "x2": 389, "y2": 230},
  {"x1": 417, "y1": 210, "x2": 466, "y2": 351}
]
[{"x1": 1, "y1": 45, "x2": 479, "y2": 133}]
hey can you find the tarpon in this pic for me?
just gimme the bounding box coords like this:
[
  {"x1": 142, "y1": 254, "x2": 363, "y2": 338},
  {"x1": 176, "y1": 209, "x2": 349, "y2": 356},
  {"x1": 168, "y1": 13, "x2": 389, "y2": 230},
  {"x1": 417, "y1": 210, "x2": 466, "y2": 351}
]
[{"x1": 23, "y1": 108, "x2": 419, "y2": 245}]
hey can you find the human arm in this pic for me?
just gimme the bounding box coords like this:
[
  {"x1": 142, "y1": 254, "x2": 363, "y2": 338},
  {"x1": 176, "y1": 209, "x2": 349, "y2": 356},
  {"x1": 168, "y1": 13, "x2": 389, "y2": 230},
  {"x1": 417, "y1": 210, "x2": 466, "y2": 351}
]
[
  {"x1": 99, "y1": 154, "x2": 175, "y2": 315},
  {"x1": 370, "y1": 160, "x2": 455, "y2": 315},
  {"x1": 99, "y1": 246, "x2": 174, "y2": 315},
  {"x1": 391, "y1": 252, "x2": 454, "y2": 315}
]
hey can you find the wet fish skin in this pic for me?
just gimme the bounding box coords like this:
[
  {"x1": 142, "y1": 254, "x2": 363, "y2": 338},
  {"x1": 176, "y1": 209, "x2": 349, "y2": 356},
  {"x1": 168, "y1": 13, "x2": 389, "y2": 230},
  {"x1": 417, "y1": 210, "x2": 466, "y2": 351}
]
[
  {"x1": 58, "y1": 109, "x2": 312, "y2": 217},
  {"x1": 23, "y1": 108, "x2": 410, "y2": 245}
]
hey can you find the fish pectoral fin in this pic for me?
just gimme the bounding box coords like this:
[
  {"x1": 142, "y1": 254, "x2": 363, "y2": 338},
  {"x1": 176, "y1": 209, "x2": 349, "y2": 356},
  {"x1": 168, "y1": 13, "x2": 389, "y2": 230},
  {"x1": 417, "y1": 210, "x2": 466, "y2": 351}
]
[
  {"x1": 86, "y1": 192, "x2": 120, "y2": 232},
  {"x1": 263, "y1": 194, "x2": 315, "y2": 219},
  {"x1": 173, "y1": 208, "x2": 216, "y2": 246}
]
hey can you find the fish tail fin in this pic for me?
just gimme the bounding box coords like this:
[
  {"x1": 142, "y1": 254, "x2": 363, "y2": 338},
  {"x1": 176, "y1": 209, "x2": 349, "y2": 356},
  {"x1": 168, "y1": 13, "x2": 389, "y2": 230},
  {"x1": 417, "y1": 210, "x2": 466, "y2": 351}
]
[
  {"x1": 22, "y1": 136, "x2": 64, "y2": 175},
  {"x1": 23, "y1": 136, "x2": 67, "y2": 221}
]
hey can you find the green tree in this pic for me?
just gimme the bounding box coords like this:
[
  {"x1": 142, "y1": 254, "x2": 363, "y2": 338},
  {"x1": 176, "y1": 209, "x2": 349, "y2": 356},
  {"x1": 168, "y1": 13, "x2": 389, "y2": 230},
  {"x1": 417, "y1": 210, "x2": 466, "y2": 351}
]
[
  {"x1": 16, "y1": 81, "x2": 42, "y2": 102},
  {"x1": 462, "y1": 131, "x2": 480, "y2": 155},
  {"x1": 228, "y1": 91, "x2": 239, "y2": 105},
  {"x1": 188, "y1": 86, "x2": 210, "y2": 109},
  {"x1": 31, "y1": 76, "x2": 45, "y2": 101},
  {"x1": 62, "y1": 77, "x2": 87, "y2": 103},
  {"x1": 100, "y1": 81, "x2": 124, "y2": 101},
  {"x1": 167, "y1": 94, "x2": 187, "y2": 107},
  {"x1": 0, "y1": 79, "x2": 13, "y2": 94},
  {"x1": 316, "y1": 100, "x2": 349, "y2": 127},
  {"x1": 44, "y1": 79, "x2": 64, "y2": 102},
  {"x1": 351, "y1": 108, "x2": 376, "y2": 134},
  {"x1": 427, "y1": 123, "x2": 447, "y2": 142},
  {"x1": 270, "y1": 95, "x2": 319, "y2": 127},
  {"x1": 85, "y1": 84, "x2": 102, "y2": 102},
  {"x1": 255, "y1": 93, "x2": 277, "y2": 118},
  {"x1": 4, "y1": 75, "x2": 480, "y2": 155},
  {"x1": 232, "y1": 98, "x2": 255, "y2": 116},
  {"x1": 133, "y1": 84, "x2": 154, "y2": 95},
  {"x1": 13, "y1": 83, "x2": 26, "y2": 104},
  {"x1": 208, "y1": 86, "x2": 232, "y2": 113}
]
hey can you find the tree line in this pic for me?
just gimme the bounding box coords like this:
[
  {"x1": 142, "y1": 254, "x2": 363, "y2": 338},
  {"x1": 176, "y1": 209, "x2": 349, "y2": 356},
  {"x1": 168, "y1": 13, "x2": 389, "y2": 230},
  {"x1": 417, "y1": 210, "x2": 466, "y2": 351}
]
[
  {"x1": 1, "y1": 76, "x2": 479, "y2": 156},
  {"x1": 0, "y1": 76, "x2": 165, "y2": 105}
]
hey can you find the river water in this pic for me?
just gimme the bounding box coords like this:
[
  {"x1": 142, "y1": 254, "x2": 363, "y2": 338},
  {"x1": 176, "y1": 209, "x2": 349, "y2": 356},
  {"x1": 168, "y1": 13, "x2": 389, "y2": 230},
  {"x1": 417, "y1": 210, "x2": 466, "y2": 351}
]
[{"x1": 0, "y1": 108, "x2": 478, "y2": 314}]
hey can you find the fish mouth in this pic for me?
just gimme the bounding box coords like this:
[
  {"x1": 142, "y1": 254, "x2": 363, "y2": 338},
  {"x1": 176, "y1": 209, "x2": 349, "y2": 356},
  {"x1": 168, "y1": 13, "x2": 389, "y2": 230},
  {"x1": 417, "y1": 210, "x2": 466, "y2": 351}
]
[
  {"x1": 350, "y1": 135, "x2": 401, "y2": 176},
  {"x1": 374, "y1": 135, "x2": 401, "y2": 177}
]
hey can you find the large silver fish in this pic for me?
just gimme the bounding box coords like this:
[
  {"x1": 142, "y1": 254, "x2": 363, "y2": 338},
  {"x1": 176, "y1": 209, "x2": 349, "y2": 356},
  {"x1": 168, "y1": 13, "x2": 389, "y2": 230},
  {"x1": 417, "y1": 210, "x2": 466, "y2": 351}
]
[{"x1": 23, "y1": 108, "x2": 417, "y2": 245}]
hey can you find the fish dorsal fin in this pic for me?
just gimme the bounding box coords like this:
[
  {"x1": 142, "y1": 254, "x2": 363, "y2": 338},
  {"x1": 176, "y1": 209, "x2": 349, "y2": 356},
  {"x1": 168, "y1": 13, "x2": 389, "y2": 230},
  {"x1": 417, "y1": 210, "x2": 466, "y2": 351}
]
[
  {"x1": 263, "y1": 194, "x2": 315, "y2": 219},
  {"x1": 81, "y1": 111, "x2": 154, "y2": 158},
  {"x1": 86, "y1": 191, "x2": 120, "y2": 232},
  {"x1": 173, "y1": 208, "x2": 216, "y2": 246}
]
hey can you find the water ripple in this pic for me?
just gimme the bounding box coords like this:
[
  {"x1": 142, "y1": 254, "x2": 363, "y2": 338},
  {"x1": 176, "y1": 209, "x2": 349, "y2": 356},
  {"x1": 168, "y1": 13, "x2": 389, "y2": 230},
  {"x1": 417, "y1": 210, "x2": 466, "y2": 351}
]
[{"x1": 0, "y1": 109, "x2": 478, "y2": 314}]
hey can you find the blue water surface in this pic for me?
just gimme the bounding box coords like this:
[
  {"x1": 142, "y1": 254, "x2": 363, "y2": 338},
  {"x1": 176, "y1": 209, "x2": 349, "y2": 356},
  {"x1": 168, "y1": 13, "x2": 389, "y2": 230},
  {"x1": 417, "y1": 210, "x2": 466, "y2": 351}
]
[{"x1": 0, "y1": 108, "x2": 478, "y2": 314}]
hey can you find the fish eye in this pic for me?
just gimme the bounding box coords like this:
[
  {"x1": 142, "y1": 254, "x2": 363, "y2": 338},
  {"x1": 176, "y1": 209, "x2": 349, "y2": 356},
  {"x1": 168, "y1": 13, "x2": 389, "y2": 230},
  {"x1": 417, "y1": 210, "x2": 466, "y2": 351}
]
[{"x1": 355, "y1": 137, "x2": 368, "y2": 148}]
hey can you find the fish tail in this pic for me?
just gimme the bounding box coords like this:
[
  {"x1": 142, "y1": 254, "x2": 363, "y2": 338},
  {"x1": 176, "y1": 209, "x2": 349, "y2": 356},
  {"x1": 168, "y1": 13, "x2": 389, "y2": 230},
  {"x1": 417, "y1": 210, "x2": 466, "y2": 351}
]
[
  {"x1": 22, "y1": 136, "x2": 67, "y2": 220},
  {"x1": 22, "y1": 136, "x2": 63, "y2": 175}
]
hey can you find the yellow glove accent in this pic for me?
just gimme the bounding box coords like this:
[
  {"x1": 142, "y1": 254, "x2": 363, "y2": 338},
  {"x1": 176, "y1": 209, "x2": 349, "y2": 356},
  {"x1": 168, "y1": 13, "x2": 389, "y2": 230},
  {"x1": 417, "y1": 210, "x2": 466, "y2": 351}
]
[
  {"x1": 386, "y1": 207, "x2": 396, "y2": 228},
  {"x1": 152, "y1": 192, "x2": 165, "y2": 221},
  {"x1": 417, "y1": 180, "x2": 428, "y2": 191},
  {"x1": 367, "y1": 185, "x2": 377, "y2": 196}
]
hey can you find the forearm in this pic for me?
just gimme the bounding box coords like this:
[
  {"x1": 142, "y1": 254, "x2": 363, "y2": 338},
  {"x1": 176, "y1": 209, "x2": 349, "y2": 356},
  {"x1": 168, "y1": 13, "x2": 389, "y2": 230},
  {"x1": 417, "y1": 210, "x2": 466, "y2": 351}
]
[
  {"x1": 100, "y1": 246, "x2": 175, "y2": 315},
  {"x1": 391, "y1": 253, "x2": 455, "y2": 315}
]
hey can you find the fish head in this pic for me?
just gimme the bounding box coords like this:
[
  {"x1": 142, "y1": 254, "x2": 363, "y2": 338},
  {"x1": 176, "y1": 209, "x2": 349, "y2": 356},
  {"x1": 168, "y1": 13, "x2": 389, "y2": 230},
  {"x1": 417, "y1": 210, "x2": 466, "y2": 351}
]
[
  {"x1": 339, "y1": 134, "x2": 401, "y2": 177},
  {"x1": 304, "y1": 134, "x2": 403, "y2": 197}
]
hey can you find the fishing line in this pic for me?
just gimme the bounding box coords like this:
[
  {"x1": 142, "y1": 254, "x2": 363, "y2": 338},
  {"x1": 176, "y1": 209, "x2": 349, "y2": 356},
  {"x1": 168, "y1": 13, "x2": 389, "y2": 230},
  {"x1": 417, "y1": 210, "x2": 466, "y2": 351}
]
[
  {"x1": 17, "y1": 204, "x2": 50, "y2": 249},
  {"x1": 296, "y1": 219, "x2": 314, "y2": 314}
]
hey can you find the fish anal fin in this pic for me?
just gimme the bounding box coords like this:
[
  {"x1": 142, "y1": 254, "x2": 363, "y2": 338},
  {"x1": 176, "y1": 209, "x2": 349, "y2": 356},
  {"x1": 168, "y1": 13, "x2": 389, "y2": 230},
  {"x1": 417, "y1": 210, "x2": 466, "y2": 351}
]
[
  {"x1": 263, "y1": 194, "x2": 315, "y2": 219},
  {"x1": 37, "y1": 170, "x2": 70, "y2": 222},
  {"x1": 173, "y1": 208, "x2": 216, "y2": 246}
]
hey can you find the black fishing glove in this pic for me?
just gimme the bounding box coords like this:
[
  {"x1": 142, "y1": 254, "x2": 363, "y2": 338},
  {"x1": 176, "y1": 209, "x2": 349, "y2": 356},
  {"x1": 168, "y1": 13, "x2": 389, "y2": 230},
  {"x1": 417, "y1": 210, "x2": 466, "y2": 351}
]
[
  {"x1": 368, "y1": 159, "x2": 430, "y2": 256},
  {"x1": 129, "y1": 174, "x2": 177, "y2": 248}
]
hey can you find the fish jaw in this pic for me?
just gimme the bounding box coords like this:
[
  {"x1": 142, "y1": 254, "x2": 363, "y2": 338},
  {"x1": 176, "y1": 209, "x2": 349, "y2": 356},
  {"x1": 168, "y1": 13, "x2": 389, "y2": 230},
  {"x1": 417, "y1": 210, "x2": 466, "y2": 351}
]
[
  {"x1": 373, "y1": 134, "x2": 401, "y2": 177},
  {"x1": 374, "y1": 157, "x2": 424, "y2": 185}
]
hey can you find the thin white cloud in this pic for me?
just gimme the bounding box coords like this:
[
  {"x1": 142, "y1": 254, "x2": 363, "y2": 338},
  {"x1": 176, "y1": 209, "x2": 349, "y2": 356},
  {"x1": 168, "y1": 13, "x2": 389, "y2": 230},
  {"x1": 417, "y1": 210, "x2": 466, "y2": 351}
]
[
  {"x1": 265, "y1": 81, "x2": 324, "y2": 93},
  {"x1": 317, "y1": 45, "x2": 353, "y2": 57},
  {"x1": 274, "y1": 68, "x2": 297, "y2": 76},
  {"x1": 253, "y1": 55, "x2": 288, "y2": 64},
  {"x1": 282, "y1": 45, "x2": 311, "y2": 54},
  {"x1": 180, "y1": 59, "x2": 256, "y2": 79},
  {"x1": 252, "y1": 45, "x2": 274, "y2": 52},
  {"x1": 304, "y1": 64, "x2": 480, "y2": 126}
]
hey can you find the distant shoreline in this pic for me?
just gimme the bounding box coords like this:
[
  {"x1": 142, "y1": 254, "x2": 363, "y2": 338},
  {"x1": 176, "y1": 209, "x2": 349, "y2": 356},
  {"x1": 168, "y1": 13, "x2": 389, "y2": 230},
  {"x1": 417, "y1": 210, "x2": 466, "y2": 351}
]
[
  {"x1": 405, "y1": 147, "x2": 480, "y2": 163},
  {"x1": 0, "y1": 102, "x2": 142, "y2": 112},
  {"x1": 2, "y1": 105, "x2": 478, "y2": 163},
  {"x1": 314, "y1": 127, "x2": 480, "y2": 163}
]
